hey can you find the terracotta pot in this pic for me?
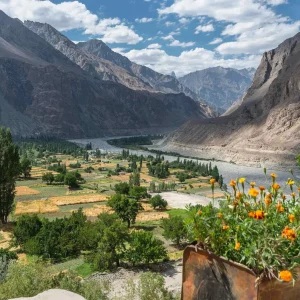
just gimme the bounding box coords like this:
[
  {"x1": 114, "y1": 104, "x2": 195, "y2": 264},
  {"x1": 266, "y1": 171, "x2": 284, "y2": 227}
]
[{"x1": 181, "y1": 245, "x2": 300, "y2": 300}]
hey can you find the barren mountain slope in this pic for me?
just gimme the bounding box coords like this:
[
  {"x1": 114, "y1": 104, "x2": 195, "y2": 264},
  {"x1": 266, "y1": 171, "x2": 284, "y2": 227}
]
[
  {"x1": 178, "y1": 67, "x2": 255, "y2": 113},
  {"x1": 0, "y1": 10, "x2": 205, "y2": 138},
  {"x1": 163, "y1": 32, "x2": 300, "y2": 168}
]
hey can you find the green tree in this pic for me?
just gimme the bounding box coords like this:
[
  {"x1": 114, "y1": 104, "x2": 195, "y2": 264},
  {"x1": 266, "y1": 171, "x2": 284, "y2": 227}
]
[
  {"x1": 126, "y1": 231, "x2": 167, "y2": 265},
  {"x1": 129, "y1": 171, "x2": 140, "y2": 186},
  {"x1": 12, "y1": 214, "x2": 42, "y2": 248},
  {"x1": 19, "y1": 157, "x2": 31, "y2": 178},
  {"x1": 0, "y1": 128, "x2": 20, "y2": 223},
  {"x1": 89, "y1": 213, "x2": 129, "y2": 271},
  {"x1": 64, "y1": 172, "x2": 79, "y2": 188},
  {"x1": 114, "y1": 182, "x2": 130, "y2": 195},
  {"x1": 54, "y1": 173, "x2": 65, "y2": 184},
  {"x1": 149, "y1": 195, "x2": 168, "y2": 210},
  {"x1": 107, "y1": 194, "x2": 140, "y2": 227},
  {"x1": 129, "y1": 186, "x2": 148, "y2": 200},
  {"x1": 42, "y1": 172, "x2": 54, "y2": 185},
  {"x1": 162, "y1": 216, "x2": 187, "y2": 246}
]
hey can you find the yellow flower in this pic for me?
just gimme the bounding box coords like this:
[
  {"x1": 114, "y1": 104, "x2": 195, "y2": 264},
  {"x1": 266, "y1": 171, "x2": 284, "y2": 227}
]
[
  {"x1": 288, "y1": 214, "x2": 296, "y2": 223},
  {"x1": 248, "y1": 188, "x2": 259, "y2": 197},
  {"x1": 217, "y1": 213, "x2": 223, "y2": 218},
  {"x1": 210, "y1": 178, "x2": 216, "y2": 184},
  {"x1": 222, "y1": 225, "x2": 229, "y2": 230},
  {"x1": 279, "y1": 270, "x2": 293, "y2": 282},
  {"x1": 248, "y1": 211, "x2": 255, "y2": 218},
  {"x1": 264, "y1": 196, "x2": 272, "y2": 207},
  {"x1": 291, "y1": 192, "x2": 296, "y2": 198},
  {"x1": 239, "y1": 178, "x2": 246, "y2": 184},
  {"x1": 250, "y1": 182, "x2": 256, "y2": 187},
  {"x1": 287, "y1": 179, "x2": 295, "y2": 186},
  {"x1": 197, "y1": 210, "x2": 202, "y2": 216},
  {"x1": 229, "y1": 180, "x2": 236, "y2": 187},
  {"x1": 272, "y1": 183, "x2": 280, "y2": 191},
  {"x1": 234, "y1": 242, "x2": 241, "y2": 251},
  {"x1": 236, "y1": 192, "x2": 243, "y2": 200},
  {"x1": 270, "y1": 173, "x2": 277, "y2": 179}
]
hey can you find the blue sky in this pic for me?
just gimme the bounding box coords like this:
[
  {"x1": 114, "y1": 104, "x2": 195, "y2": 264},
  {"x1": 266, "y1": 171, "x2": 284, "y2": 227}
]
[{"x1": 1, "y1": 0, "x2": 299, "y2": 76}]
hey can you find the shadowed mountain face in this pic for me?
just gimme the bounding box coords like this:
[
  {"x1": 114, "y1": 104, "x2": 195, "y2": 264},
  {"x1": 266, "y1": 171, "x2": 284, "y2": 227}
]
[
  {"x1": 164, "y1": 32, "x2": 300, "y2": 168},
  {"x1": 0, "y1": 11, "x2": 206, "y2": 138},
  {"x1": 178, "y1": 67, "x2": 256, "y2": 113}
]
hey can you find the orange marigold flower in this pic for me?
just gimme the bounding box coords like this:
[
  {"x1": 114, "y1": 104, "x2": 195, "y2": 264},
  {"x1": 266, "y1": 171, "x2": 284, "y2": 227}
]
[
  {"x1": 282, "y1": 195, "x2": 286, "y2": 201},
  {"x1": 229, "y1": 180, "x2": 236, "y2": 187},
  {"x1": 254, "y1": 210, "x2": 265, "y2": 220},
  {"x1": 282, "y1": 226, "x2": 296, "y2": 241},
  {"x1": 217, "y1": 213, "x2": 223, "y2": 218},
  {"x1": 233, "y1": 200, "x2": 239, "y2": 206},
  {"x1": 210, "y1": 178, "x2": 216, "y2": 184},
  {"x1": 222, "y1": 225, "x2": 229, "y2": 230},
  {"x1": 197, "y1": 210, "x2": 202, "y2": 215},
  {"x1": 235, "y1": 242, "x2": 241, "y2": 251},
  {"x1": 236, "y1": 192, "x2": 243, "y2": 200},
  {"x1": 264, "y1": 197, "x2": 272, "y2": 207},
  {"x1": 298, "y1": 187, "x2": 300, "y2": 191},
  {"x1": 279, "y1": 270, "x2": 293, "y2": 282},
  {"x1": 250, "y1": 181, "x2": 256, "y2": 187},
  {"x1": 291, "y1": 192, "x2": 296, "y2": 198},
  {"x1": 272, "y1": 183, "x2": 280, "y2": 191},
  {"x1": 270, "y1": 173, "x2": 277, "y2": 178},
  {"x1": 248, "y1": 188, "x2": 259, "y2": 197},
  {"x1": 259, "y1": 186, "x2": 265, "y2": 191},
  {"x1": 276, "y1": 203, "x2": 284, "y2": 213},
  {"x1": 289, "y1": 214, "x2": 296, "y2": 223},
  {"x1": 248, "y1": 211, "x2": 255, "y2": 218}
]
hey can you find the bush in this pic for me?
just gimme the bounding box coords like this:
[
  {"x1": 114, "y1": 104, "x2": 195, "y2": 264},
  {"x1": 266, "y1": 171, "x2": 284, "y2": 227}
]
[
  {"x1": 64, "y1": 171, "x2": 82, "y2": 188},
  {"x1": 0, "y1": 249, "x2": 18, "y2": 283},
  {"x1": 149, "y1": 195, "x2": 168, "y2": 210},
  {"x1": 42, "y1": 172, "x2": 54, "y2": 185},
  {"x1": 114, "y1": 182, "x2": 130, "y2": 195},
  {"x1": 69, "y1": 162, "x2": 81, "y2": 168},
  {"x1": 129, "y1": 186, "x2": 149, "y2": 200},
  {"x1": 162, "y1": 216, "x2": 187, "y2": 246},
  {"x1": 54, "y1": 173, "x2": 65, "y2": 183},
  {"x1": 126, "y1": 231, "x2": 167, "y2": 265}
]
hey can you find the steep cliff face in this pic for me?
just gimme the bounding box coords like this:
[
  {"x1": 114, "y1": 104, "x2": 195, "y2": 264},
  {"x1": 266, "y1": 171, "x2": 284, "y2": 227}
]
[
  {"x1": 0, "y1": 10, "x2": 205, "y2": 138},
  {"x1": 163, "y1": 32, "x2": 300, "y2": 168}
]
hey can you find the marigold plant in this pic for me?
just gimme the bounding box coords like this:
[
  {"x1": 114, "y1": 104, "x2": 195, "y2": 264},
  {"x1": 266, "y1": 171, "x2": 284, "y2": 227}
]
[{"x1": 186, "y1": 172, "x2": 300, "y2": 284}]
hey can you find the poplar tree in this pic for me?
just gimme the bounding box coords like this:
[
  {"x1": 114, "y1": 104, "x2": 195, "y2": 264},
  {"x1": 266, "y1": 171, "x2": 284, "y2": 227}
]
[{"x1": 0, "y1": 128, "x2": 20, "y2": 223}]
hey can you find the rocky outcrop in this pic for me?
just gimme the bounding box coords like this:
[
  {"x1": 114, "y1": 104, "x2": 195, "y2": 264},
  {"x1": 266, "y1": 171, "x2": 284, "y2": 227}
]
[
  {"x1": 10, "y1": 289, "x2": 85, "y2": 300},
  {"x1": 0, "y1": 10, "x2": 206, "y2": 138},
  {"x1": 178, "y1": 67, "x2": 255, "y2": 113},
  {"x1": 163, "y1": 32, "x2": 300, "y2": 168}
]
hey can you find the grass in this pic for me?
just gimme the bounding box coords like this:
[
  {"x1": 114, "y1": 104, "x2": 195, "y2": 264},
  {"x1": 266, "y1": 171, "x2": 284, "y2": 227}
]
[
  {"x1": 167, "y1": 209, "x2": 190, "y2": 219},
  {"x1": 0, "y1": 233, "x2": 3, "y2": 241},
  {"x1": 75, "y1": 263, "x2": 94, "y2": 278}
]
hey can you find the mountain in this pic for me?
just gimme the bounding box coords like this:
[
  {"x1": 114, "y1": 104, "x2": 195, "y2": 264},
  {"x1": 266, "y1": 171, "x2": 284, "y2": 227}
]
[
  {"x1": 24, "y1": 21, "x2": 216, "y2": 117},
  {"x1": 178, "y1": 67, "x2": 256, "y2": 113},
  {"x1": 0, "y1": 10, "x2": 206, "y2": 138},
  {"x1": 162, "y1": 32, "x2": 300, "y2": 168}
]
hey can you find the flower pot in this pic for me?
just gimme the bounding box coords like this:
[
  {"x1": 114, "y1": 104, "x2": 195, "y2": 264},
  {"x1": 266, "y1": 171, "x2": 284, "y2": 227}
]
[{"x1": 181, "y1": 245, "x2": 300, "y2": 300}]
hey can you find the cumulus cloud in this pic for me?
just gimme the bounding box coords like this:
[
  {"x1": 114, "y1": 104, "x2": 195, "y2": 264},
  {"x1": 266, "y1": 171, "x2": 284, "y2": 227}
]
[
  {"x1": 147, "y1": 43, "x2": 162, "y2": 49},
  {"x1": 0, "y1": 0, "x2": 142, "y2": 44},
  {"x1": 209, "y1": 38, "x2": 223, "y2": 45},
  {"x1": 159, "y1": 0, "x2": 298, "y2": 55},
  {"x1": 169, "y1": 40, "x2": 195, "y2": 47},
  {"x1": 195, "y1": 24, "x2": 214, "y2": 33},
  {"x1": 122, "y1": 47, "x2": 261, "y2": 77},
  {"x1": 135, "y1": 17, "x2": 153, "y2": 23}
]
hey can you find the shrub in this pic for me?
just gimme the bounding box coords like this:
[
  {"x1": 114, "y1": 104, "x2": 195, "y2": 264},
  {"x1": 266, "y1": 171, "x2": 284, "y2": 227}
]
[
  {"x1": 149, "y1": 195, "x2": 168, "y2": 210},
  {"x1": 126, "y1": 231, "x2": 167, "y2": 265},
  {"x1": 114, "y1": 182, "x2": 130, "y2": 195},
  {"x1": 162, "y1": 216, "x2": 187, "y2": 246},
  {"x1": 42, "y1": 172, "x2": 54, "y2": 185}
]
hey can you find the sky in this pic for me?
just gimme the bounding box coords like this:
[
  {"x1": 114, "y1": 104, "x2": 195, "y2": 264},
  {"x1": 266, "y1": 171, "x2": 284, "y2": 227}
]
[{"x1": 0, "y1": 0, "x2": 299, "y2": 77}]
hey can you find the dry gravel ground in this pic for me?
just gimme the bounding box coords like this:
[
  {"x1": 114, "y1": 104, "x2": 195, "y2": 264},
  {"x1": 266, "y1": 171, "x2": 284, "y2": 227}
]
[
  {"x1": 88, "y1": 260, "x2": 183, "y2": 298},
  {"x1": 10, "y1": 289, "x2": 85, "y2": 300}
]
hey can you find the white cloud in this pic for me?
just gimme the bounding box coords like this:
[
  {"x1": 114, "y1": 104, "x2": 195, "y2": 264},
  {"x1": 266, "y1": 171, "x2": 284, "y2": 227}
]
[
  {"x1": 195, "y1": 24, "x2": 214, "y2": 33},
  {"x1": 147, "y1": 43, "x2": 162, "y2": 49},
  {"x1": 135, "y1": 17, "x2": 153, "y2": 23},
  {"x1": 0, "y1": 0, "x2": 142, "y2": 44},
  {"x1": 217, "y1": 21, "x2": 300, "y2": 54},
  {"x1": 112, "y1": 48, "x2": 127, "y2": 54},
  {"x1": 72, "y1": 40, "x2": 85, "y2": 44},
  {"x1": 159, "y1": 0, "x2": 298, "y2": 55},
  {"x1": 122, "y1": 47, "x2": 261, "y2": 77},
  {"x1": 165, "y1": 21, "x2": 175, "y2": 27},
  {"x1": 209, "y1": 38, "x2": 223, "y2": 45},
  {"x1": 179, "y1": 18, "x2": 190, "y2": 25},
  {"x1": 162, "y1": 34, "x2": 175, "y2": 41},
  {"x1": 169, "y1": 40, "x2": 195, "y2": 47}
]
